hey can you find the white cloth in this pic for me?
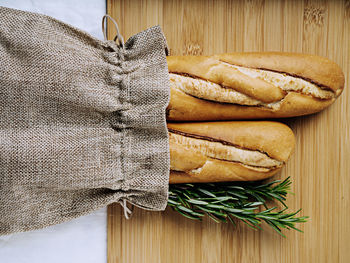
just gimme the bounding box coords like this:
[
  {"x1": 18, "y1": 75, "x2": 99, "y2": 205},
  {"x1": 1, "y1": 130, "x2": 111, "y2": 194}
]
[
  {"x1": 0, "y1": 0, "x2": 107, "y2": 262},
  {"x1": 0, "y1": 209, "x2": 106, "y2": 263}
]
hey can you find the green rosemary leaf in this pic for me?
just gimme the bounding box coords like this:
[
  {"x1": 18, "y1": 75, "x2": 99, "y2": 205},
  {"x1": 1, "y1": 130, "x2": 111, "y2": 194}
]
[
  {"x1": 265, "y1": 221, "x2": 285, "y2": 237},
  {"x1": 246, "y1": 217, "x2": 261, "y2": 225},
  {"x1": 206, "y1": 204, "x2": 226, "y2": 209},
  {"x1": 187, "y1": 199, "x2": 209, "y2": 205},
  {"x1": 241, "y1": 209, "x2": 258, "y2": 215},
  {"x1": 167, "y1": 200, "x2": 180, "y2": 206},
  {"x1": 198, "y1": 188, "x2": 217, "y2": 197},
  {"x1": 206, "y1": 213, "x2": 224, "y2": 223},
  {"x1": 227, "y1": 191, "x2": 249, "y2": 199},
  {"x1": 246, "y1": 202, "x2": 264, "y2": 207},
  {"x1": 176, "y1": 195, "x2": 188, "y2": 207},
  {"x1": 213, "y1": 196, "x2": 234, "y2": 202},
  {"x1": 174, "y1": 207, "x2": 201, "y2": 220},
  {"x1": 227, "y1": 215, "x2": 236, "y2": 226},
  {"x1": 177, "y1": 205, "x2": 194, "y2": 213},
  {"x1": 259, "y1": 207, "x2": 278, "y2": 214},
  {"x1": 224, "y1": 207, "x2": 245, "y2": 213},
  {"x1": 182, "y1": 192, "x2": 192, "y2": 200},
  {"x1": 195, "y1": 205, "x2": 227, "y2": 217},
  {"x1": 226, "y1": 186, "x2": 245, "y2": 191},
  {"x1": 240, "y1": 219, "x2": 260, "y2": 230}
]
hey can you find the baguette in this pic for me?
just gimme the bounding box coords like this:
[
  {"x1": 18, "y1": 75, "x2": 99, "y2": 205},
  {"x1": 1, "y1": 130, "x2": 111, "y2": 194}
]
[
  {"x1": 169, "y1": 121, "x2": 295, "y2": 184},
  {"x1": 167, "y1": 52, "x2": 345, "y2": 121}
]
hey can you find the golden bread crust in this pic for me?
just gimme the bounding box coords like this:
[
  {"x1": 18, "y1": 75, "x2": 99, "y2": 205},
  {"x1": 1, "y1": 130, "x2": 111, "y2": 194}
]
[
  {"x1": 168, "y1": 121, "x2": 295, "y2": 161},
  {"x1": 167, "y1": 52, "x2": 344, "y2": 121},
  {"x1": 169, "y1": 129, "x2": 283, "y2": 184},
  {"x1": 169, "y1": 165, "x2": 281, "y2": 184},
  {"x1": 168, "y1": 122, "x2": 295, "y2": 184}
]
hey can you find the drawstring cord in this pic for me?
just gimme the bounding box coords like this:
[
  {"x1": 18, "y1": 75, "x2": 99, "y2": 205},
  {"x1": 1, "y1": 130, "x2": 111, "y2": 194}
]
[
  {"x1": 102, "y1": 14, "x2": 133, "y2": 219},
  {"x1": 102, "y1": 14, "x2": 125, "y2": 49},
  {"x1": 102, "y1": 14, "x2": 132, "y2": 219},
  {"x1": 118, "y1": 199, "x2": 134, "y2": 219}
]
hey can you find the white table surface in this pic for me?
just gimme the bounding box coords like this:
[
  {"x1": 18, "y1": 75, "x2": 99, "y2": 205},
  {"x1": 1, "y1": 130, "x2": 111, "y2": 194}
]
[{"x1": 0, "y1": 1, "x2": 107, "y2": 262}]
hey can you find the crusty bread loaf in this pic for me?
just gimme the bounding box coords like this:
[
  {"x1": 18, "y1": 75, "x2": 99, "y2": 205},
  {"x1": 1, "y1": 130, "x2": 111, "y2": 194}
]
[
  {"x1": 167, "y1": 52, "x2": 344, "y2": 121},
  {"x1": 168, "y1": 121, "x2": 295, "y2": 184}
]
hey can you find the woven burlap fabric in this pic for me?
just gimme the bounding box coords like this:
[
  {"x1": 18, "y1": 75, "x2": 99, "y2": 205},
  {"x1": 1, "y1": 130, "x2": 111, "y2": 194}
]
[{"x1": 0, "y1": 6, "x2": 170, "y2": 235}]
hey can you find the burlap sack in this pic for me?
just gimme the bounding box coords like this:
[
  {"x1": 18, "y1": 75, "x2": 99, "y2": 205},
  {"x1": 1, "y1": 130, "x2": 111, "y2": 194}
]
[{"x1": 0, "y1": 6, "x2": 170, "y2": 235}]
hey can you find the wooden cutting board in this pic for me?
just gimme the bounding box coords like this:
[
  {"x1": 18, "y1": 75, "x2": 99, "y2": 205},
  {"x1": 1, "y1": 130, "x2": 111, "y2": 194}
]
[{"x1": 106, "y1": 0, "x2": 350, "y2": 262}]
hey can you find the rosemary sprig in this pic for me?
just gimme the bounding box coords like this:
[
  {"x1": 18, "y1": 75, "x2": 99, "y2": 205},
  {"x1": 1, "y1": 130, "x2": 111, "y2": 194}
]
[{"x1": 168, "y1": 177, "x2": 308, "y2": 237}]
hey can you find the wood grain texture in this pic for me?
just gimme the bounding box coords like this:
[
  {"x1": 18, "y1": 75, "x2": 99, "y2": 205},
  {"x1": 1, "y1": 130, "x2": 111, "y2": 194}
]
[{"x1": 106, "y1": 0, "x2": 350, "y2": 262}]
